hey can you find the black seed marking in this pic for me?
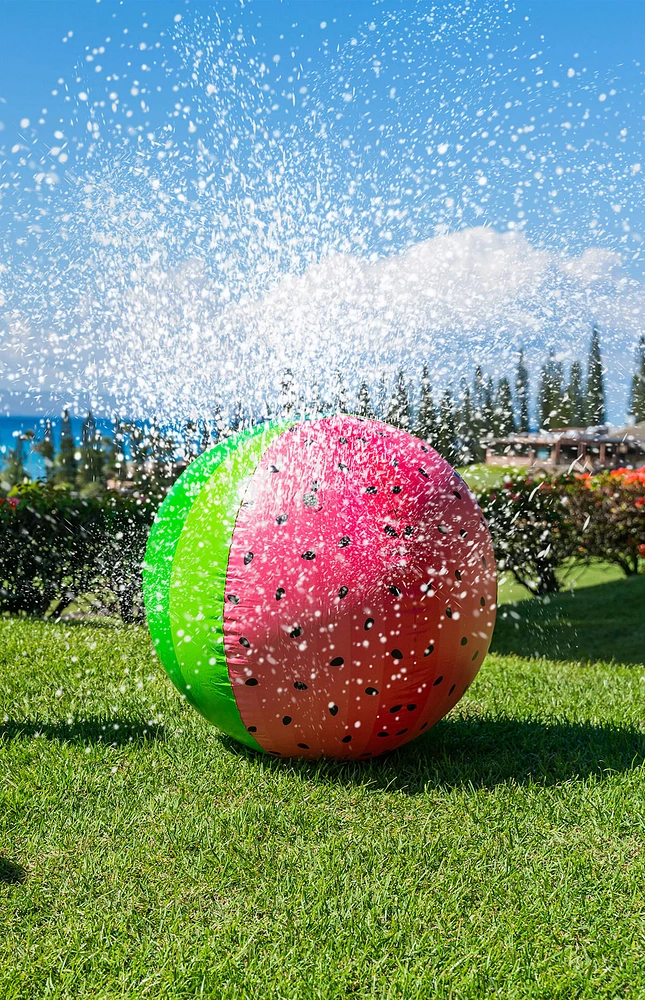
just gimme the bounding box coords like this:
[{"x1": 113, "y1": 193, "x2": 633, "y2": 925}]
[
  {"x1": 244, "y1": 551, "x2": 254, "y2": 565},
  {"x1": 472, "y1": 650, "x2": 480, "y2": 661},
  {"x1": 460, "y1": 529, "x2": 468, "y2": 538},
  {"x1": 384, "y1": 525, "x2": 398, "y2": 537},
  {"x1": 365, "y1": 485, "x2": 377, "y2": 495},
  {"x1": 276, "y1": 513, "x2": 288, "y2": 525},
  {"x1": 404, "y1": 525, "x2": 414, "y2": 537},
  {"x1": 420, "y1": 722, "x2": 429, "y2": 731},
  {"x1": 480, "y1": 597, "x2": 486, "y2": 607},
  {"x1": 418, "y1": 467, "x2": 429, "y2": 478},
  {"x1": 338, "y1": 586, "x2": 349, "y2": 599},
  {"x1": 424, "y1": 644, "x2": 434, "y2": 656},
  {"x1": 282, "y1": 716, "x2": 292, "y2": 726},
  {"x1": 453, "y1": 490, "x2": 462, "y2": 499},
  {"x1": 446, "y1": 607, "x2": 453, "y2": 619},
  {"x1": 391, "y1": 485, "x2": 402, "y2": 494},
  {"x1": 247, "y1": 725, "x2": 257, "y2": 732},
  {"x1": 329, "y1": 704, "x2": 339, "y2": 717},
  {"x1": 391, "y1": 648, "x2": 403, "y2": 659},
  {"x1": 455, "y1": 570, "x2": 462, "y2": 581},
  {"x1": 364, "y1": 617, "x2": 375, "y2": 630},
  {"x1": 389, "y1": 585, "x2": 402, "y2": 597},
  {"x1": 330, "y1": 656, "x2": 344, "y2": 667},
  {"x1": 407, "y1": 703, "x2": 417, "y2": 711},
  {"x1": 339, "y1": 535, "x2": 351, "y2": 547},
  {"x1": 227, "y1": 594, "x2": 240, "y2": 604},
  {"x1": 365, "y1": 687, "x2": 379, "y2": 696},
  {"x1": 302, "y1": 550, "x2": 316, "y2": 560},
  {"x1": 294, "y1": 681, "x2": 308, "y2": 691},
  {"x1": 268, "y1": 750, "x2": 281, "y2": 755},
  {"x1": 461, "y1": 637, "x2": 468, "y2": 646},
  {"x1": 341, "y1": 735, "x2": 352, "y2": 743},
  {"x1": 482, "y1": 556, "x2": 487, "y2": 567},
  {"x1": 449, "y1": 684, "x2": 456, "y2": 696},
  {"x1": 239, "y1": 637, "x2": 251, "y2": 648},
  {"x1": 377, "y1": 731, "x2": 389, "y2": 738},
  {"x1": 396, "y1": 728, "x2": 408, "y2": 736},
  {"x1": 438, "y1": 524, "x2": 448, "y2": 534},
  {"x1": 338, "y1": 436, "x2": 348, "y2": 444},
  {"x1": 245, "y1": 678, "x2": 258, "y2": 686},
  {"x1": 269, "y1": 465, "x2": 280, "y2": 473},
  {"x1": 390, "y1": 705, "x2": 403, "y2": 713},
  {"x1": 298, "y1": 743, "x2": 310, "y2": 749},
  {"x1": 338, "y1": 462, "x2": 349, "y2": 471},
  {"x1": 276, "y1": 587, "x2": 286, "y2": 600},
  {"x1": 433, "y1": 675, "x2": 444, "y2": 686},
  {"x1": 421, "y1": 445, "x2": 429, "y2": 453},
  {"x1": 290, "y1": 626, "x2": 303, "y2": 638},
  {"x1": 311, "y1": 480, "x2": 320, "y2": 492}
]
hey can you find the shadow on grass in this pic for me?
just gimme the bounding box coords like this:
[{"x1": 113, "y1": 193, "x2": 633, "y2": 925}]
[
  {"x1": 0, "y1": 717, "x2": 167, "y2": 747},
  {"x1": 491, "y1": 573, "x2": 645, "y2": 667},
  {"x1": 0, "y1": 858, "x2": 27, "y2": 885},
  {"x1": 221, "y1": 713, "x2": 645, "y2": 792}
]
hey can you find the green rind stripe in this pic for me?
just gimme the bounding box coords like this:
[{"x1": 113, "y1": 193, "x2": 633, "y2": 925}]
[
  {"x1": 142, "y1": 426, "x2": 265, "y2": 700},
  {"x1": 168, "y1": 421, "x2": 291, "y2": 751}
]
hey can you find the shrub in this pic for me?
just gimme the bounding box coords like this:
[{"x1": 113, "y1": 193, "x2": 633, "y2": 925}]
[
  {"x1": 565, "y1": 467, "x2": 645, "y2": 577},
  {"x1": 0, "y1": 483, "x2": 155, "y2": 619},
  {"x1": 477, "y1": 472, "x2": 576, "y2": 596}
]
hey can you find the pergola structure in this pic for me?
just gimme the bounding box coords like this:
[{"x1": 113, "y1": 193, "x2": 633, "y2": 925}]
[{"x1": 486, "y1": 423, "x2": 645, "y2": 471}]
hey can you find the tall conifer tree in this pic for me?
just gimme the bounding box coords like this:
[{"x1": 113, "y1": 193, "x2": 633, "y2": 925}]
[
  {"x1": 629, "y1": 333, "x2": 645, "y2": 423},
  {"x1": 436, "y1": 390, "x2": 459, "y2": 466},
  {"x1": 539, "y1": 351, "x2": 565, "y2": 429},
  {"x1": 55, "y1": 409, "x2": 78, "y2": 485},
  {"x1": 356, "y1": 381, "x2": 374, "y2": 419},
  {"x1": 515, "y1": 349, "x2": 530, "y2": 432},
  {"x1": 386, "y1": 370, "x2": 411, "y2": 431},
  {"x1": 584, "y1": 326, "x2": 606, "y2": 426},
  {"x1": 494, "y1": 378, "x2": 516, "y2": 437},
  {"x1": 416, "y1": 365, "x2": 439, "y2": 445}
]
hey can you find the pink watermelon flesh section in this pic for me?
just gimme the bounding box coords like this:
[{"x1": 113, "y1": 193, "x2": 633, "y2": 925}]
[{"x1": 223, "y1": 416, "x2": 497, "y2": 759}]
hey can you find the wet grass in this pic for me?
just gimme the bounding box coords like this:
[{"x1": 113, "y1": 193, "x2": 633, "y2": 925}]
[{"x1": 1, "y1": 578, "x2": 645, "y2": 1000}]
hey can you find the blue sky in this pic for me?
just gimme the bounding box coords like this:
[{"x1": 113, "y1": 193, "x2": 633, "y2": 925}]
[{"x1": 0, "y1": 1, "x2": 644, "y2": 424}]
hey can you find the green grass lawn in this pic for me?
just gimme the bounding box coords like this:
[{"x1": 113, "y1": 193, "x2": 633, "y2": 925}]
[{"x1": 2, "y1": 574, "x2": 645, "y2": 1000}]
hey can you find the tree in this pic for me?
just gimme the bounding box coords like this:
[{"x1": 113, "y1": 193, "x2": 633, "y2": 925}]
[
  {"x1": 481, "y1": 376, "x2": 495, "y2": 440},
  {"x1": 538, "y1": 351, "x2": 565, "y2": 430},
  {"x1": 33, "y1": 419, "x2": 56, "y2": 481},
  {"x1": 584, "y1": 326, "x2": 606, "y2": 427},
  {"x1": 200, "y1": 422, "x2": 212, "y2": 453},
  {"x1": 386, "y1": 370, "x2": 411, "y2": 431},
  {"x1": 356, "y1": 381, "x2": 374, "y2": 419},
  {"x1": 375, "y1": 373, "x2": 389, "y2": 419},
  {"x1": 78, "y1": 411, "x2": 105, "y2": 489},
  {"x1": 629, "y1": 333, "x2": 645, "y2": 423},
  {"x1": 55, "y1": 409, "x2": 78, "y2": 486},
  {"x1": 1, "y1": 434, "x2": 29, "y2": 491},
  {"x1": 562, "y1": 360, "x2": 585, "y2": 427},
  {"x1": 416, "y1": 365, "x2": 439, "y2": 446},
  {"x1": 335, "y1": 370, "x2": 349, "y2": 415},
  {"x1": 279, "y1": 368, "x2": 296, "y2": 418},
  {"x1": 456, "y1": 380, "x2": 481, "y2": 464},
  {"x1": 515, "y1": 349, "x2": 531, "y2": 433},
  {"x1": 436, "y1": 390, "x2": 459, "y2": 466},
  {"x1": 493, "y1": 378, "x2": 516, "y2": 437}
]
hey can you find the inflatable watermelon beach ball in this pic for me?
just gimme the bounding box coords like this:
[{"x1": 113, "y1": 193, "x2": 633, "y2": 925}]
[{"x1": 143, "y1": 416, "x2": 497, "y2": 760}]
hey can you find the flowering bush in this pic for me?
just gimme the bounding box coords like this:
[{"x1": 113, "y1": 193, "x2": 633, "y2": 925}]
[{"x1": 565, "y1": 466, "x2": 645, "y2": 577}]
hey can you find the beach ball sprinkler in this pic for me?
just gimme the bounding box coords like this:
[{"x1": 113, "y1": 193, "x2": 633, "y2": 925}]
[{"x1": 143, "y1": 416, "x2": 497, "y2": 760}]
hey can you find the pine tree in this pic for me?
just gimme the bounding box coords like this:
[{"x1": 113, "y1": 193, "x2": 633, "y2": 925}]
[
  {"x1": 562, "y1": 360, "x2": 585, "y2": 427},
  {"x1": 538, "y1": 351, "x2": 565, "y2": 430},
  {"x1": 584, "y1": 326, "x2": 606, "y2": 427},
  {"x1": 279, "y1": 369, "x2": 296, "y2": 418},
  {"x1": 200, "y1": 422, "x2": 211, "y2": 453},
  {"x1": 436, "y1": 390, "x2": 459, "y2": 466},
  {"x1": 481, "y1": 376, "x2": 495, "y2": 441},
  {"x1": 33, "y1": 418, "x2": 56, "y2": 481},
  {"x1": 515, "y1": 349, "x2": 530, "y2": 433},
  {"x1": 55, "y1": 409, "x2": 78, "y2": 486},
  {"x1": 416, "y1": 365, "x2": 439, "y2": 445},
  {"x1": 494, "y1": 378, "x2": 516, "y2": 437},
  {"x1": 629, "y1": 333, "x2": 645, "y2": 423},
  {"x1": 386, "y1": 370, "x2": 411, "y2": 431},
  {"x1": 335, "y1": 370, "x2": 349, "y2": 415},
  {"x1": 356, "y1": 381, "x2": 374, "y2": 419},
  {"x1": 456, "y1": 383, "x2": 480, "y2": 464},
  {"x1": 104, "y1": 417, "x2": 125, "y2": 485},
  {"x1": 375, "y1": 373, "x2": 389, "y2": 419}
]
